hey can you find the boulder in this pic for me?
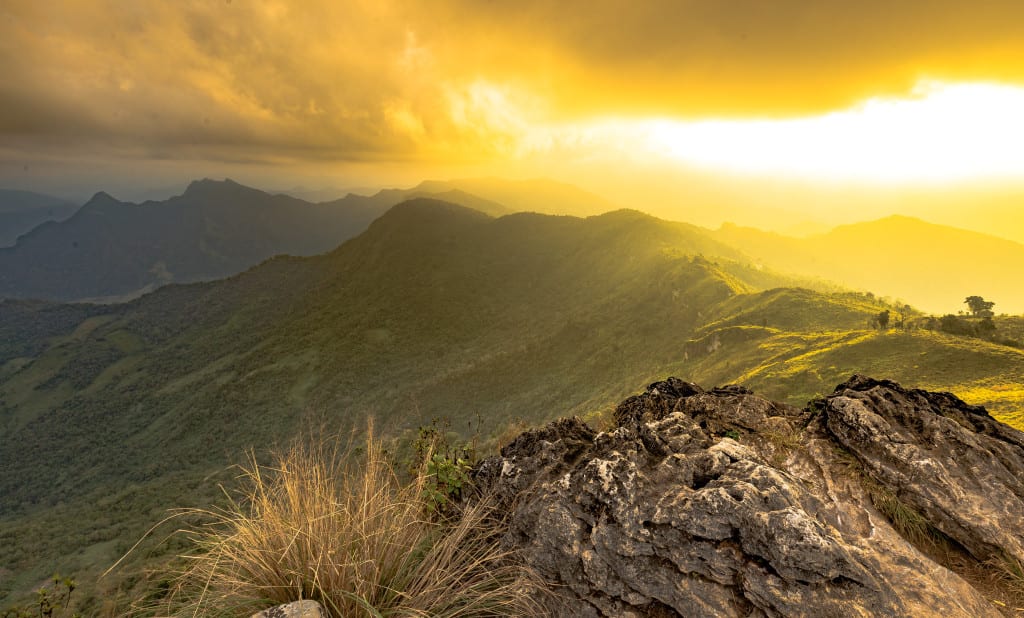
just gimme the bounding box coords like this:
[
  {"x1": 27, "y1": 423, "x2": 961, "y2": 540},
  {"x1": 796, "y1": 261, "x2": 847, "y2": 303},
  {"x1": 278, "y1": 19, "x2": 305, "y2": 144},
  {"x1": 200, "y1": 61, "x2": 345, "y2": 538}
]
[
  {"x1": 822, "y1": 375, "x2": 1024, "y2": 564},
  {"x1": 476, "y1": 376, "x2": 1024, "y2": 617},
  {"x1": 250, "y1": 600, "x2": 325, "y2": 618}
]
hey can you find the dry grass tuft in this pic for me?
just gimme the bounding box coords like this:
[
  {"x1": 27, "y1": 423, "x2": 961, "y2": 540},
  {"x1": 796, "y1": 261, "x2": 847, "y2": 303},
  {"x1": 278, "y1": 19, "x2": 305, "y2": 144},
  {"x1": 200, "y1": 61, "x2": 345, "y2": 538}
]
[
  {"x1": 865, "y1": 482, "x2": 943, "y2": 549},
  {"x1": 989, "y1": 553, "x2": 1024, "y2": 599},
  {"x1": 762, "y1": 428, "x2": 804, "y2": 467},
  {"x1": 144, "y1": 427, "x2": 545, "y2": 617}
]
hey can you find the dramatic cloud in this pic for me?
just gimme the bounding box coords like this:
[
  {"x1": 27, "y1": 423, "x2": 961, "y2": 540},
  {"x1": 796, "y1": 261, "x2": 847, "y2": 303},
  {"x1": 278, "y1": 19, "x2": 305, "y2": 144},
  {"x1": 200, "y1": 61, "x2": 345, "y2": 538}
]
[{"x1": 3, "y1": 0, "x2": 1024, "y2": 176}]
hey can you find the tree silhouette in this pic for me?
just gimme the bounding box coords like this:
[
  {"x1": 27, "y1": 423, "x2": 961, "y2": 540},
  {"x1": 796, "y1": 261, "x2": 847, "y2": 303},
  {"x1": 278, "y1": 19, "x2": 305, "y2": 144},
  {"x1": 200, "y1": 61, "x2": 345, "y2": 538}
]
[
  {"x1": 977, "y1": 317, "x2": 997, "y2": 339},
  {"x1": 876, "y1": 310, "x2": 890, "y2": 330},
  {"x1": 964, "y1": 296, "x2": 995, "y2": 318},
  {"x1": 897, "y1": 304, "x2": 911, "y2": 329}
]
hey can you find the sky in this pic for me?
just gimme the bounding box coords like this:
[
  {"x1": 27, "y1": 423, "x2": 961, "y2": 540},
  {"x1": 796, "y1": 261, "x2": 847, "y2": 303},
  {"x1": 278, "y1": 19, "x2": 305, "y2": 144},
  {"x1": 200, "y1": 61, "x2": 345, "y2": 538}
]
[{"x1": 4, "y1": 1, "x2": 1024, "y2": 236}]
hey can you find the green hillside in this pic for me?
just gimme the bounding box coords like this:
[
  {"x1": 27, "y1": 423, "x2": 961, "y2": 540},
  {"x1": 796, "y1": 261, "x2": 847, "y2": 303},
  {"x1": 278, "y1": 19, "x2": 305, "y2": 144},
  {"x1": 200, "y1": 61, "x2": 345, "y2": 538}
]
[
  {"x1": 675, "y1": 290, "x2": 1024, "y2": 425},
  {"x1": 2, "y1": 200, "x2": 1023, "y2": 610}
]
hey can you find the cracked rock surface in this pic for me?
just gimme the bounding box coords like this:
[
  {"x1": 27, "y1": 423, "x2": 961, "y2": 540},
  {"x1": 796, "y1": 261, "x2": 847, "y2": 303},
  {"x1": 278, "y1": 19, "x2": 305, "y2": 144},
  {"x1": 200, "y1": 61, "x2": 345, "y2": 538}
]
[{"x1": 475, "y1": 376, "x2": 1024, "y2": 617}]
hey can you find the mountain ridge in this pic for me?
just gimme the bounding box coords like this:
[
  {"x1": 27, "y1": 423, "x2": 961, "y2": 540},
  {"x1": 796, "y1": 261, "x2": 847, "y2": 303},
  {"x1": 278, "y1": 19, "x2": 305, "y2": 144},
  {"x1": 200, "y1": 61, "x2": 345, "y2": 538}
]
[
  {"x1": 411, "y1": 177, "x2": 617, "y2": 217},
  {"x1": 0, "y1": 180, "x2": 516, "y2": 302},
  {"x1": 715, "y1": 214, "x2": 1024, "y2": 313}
]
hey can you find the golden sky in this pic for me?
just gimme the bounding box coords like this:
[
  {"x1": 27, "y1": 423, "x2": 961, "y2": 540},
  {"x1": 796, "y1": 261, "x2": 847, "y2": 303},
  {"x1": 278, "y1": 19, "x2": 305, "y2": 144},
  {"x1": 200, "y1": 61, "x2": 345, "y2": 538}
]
[{"x1": 4, "y1": 0, "x2": 1024, "y2": 233}]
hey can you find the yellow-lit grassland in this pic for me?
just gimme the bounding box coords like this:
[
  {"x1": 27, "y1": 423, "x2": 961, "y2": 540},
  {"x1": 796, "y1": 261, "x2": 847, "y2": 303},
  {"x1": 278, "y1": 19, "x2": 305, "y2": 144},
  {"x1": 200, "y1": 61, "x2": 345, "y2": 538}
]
[{"x1": 680, "y1": 326, "x2": 1024, "y2": 431}]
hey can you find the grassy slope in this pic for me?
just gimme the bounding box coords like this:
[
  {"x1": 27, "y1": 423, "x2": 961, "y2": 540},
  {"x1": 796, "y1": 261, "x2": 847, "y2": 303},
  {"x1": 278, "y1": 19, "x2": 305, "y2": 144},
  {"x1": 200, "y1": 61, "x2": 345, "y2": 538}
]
[{"x1": 676, "y1": 289, "x2": 1024, "y2": 425}]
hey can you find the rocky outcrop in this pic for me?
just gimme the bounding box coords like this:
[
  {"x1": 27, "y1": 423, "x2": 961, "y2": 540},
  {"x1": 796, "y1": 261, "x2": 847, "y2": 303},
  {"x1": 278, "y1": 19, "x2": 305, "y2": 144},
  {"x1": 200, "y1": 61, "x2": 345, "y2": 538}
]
[
  {"x1": 250, "y1": 600, "x2": 325, "y2": 618},
  {"x1": 476, "y1": 376, "x2": 1024, "y2": 617},
  {"x1": 824, "y1": 376, "x2": 1024, "y2": 566}
]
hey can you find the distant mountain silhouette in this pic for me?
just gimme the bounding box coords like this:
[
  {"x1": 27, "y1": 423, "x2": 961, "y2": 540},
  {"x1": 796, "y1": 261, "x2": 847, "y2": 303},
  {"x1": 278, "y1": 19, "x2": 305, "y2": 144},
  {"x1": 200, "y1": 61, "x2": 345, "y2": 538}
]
[
  {"x1": 714, "y1": 215, "x2": 1024, "y2": 313},
  {"x1": 0, "y1": 189, "x2": 78, "y2": 247},
  {"x1": 0, "y1": 179, "x2": 512, "y2": 302}
]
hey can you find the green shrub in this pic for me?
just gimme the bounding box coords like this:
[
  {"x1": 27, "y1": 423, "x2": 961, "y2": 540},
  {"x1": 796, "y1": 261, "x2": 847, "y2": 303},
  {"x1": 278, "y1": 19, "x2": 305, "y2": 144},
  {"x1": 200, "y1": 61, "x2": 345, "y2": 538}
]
[
  {"x1": 1, "y1": 576, "x2": 78, "y2": 618},
  {"x1": 410, "y1": 419, "x2": 477, "y2": 517}
]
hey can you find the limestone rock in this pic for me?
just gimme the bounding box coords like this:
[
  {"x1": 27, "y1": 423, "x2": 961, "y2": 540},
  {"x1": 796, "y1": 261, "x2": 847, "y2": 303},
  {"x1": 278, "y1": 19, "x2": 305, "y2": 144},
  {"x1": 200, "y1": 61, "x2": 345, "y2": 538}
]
[
  {"x1": 249, "y1": 600, "x2": 325, "y2": 618},
  {"x1": 477, "y1": 376, "x2": 1024, "y2": 617},
  {"x1": 822, "y1": 375, "x2": 1024, "y2": 565}
]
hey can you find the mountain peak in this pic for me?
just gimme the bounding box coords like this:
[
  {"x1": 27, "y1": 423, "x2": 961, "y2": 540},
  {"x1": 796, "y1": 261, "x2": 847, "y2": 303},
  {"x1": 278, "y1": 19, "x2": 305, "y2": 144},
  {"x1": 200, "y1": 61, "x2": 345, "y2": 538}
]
[
  {"x1": 354, "y1": 198, "x2": 493, "y2": 247},
  {"x1": 878, "y1": 214, "x2": 925, "y2": 224},
  {"x1": 79, "y1": 191, "x2": 123, "y2": 213},
  {"x1": 88, "y1": 190, "x2": 117, "y2": 202},
  {"x1": 182, "y1": 177, "x2": 254, "y2": 198}
]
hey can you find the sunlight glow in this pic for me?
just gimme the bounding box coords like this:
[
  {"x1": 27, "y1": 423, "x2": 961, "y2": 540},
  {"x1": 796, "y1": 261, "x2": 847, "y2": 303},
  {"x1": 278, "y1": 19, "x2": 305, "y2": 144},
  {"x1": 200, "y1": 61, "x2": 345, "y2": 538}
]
[{"x1": 642, "y1": 81, "x2": 1024, "y2": 183}]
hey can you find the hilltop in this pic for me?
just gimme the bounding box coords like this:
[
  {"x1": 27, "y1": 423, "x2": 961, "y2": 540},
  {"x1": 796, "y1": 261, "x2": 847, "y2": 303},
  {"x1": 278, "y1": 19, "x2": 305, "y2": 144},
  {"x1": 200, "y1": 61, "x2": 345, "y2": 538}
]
[{"x1": 411, "y1": 177, "x2": 617, "y2": 217}]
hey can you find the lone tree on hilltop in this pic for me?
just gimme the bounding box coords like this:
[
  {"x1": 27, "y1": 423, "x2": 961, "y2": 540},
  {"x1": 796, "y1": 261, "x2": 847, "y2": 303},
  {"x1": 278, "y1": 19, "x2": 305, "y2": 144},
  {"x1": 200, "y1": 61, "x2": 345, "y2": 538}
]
[{"x1": 964, "y1": 296, "x2": 995, "y2": 318}]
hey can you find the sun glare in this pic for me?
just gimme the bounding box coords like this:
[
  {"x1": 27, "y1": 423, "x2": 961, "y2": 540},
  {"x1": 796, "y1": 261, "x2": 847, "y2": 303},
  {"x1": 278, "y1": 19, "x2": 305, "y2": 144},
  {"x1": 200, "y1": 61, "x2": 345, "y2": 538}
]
[{"x1": 642, "y1": 81, "x2": 1024, "y2": 183}]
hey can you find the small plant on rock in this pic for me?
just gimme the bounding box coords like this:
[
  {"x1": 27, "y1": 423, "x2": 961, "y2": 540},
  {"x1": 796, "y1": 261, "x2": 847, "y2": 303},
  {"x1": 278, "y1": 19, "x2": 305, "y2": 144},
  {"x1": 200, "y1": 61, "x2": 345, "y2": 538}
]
[{"x1": 412, "y1": 418, "x2": 477, "y2": 517}]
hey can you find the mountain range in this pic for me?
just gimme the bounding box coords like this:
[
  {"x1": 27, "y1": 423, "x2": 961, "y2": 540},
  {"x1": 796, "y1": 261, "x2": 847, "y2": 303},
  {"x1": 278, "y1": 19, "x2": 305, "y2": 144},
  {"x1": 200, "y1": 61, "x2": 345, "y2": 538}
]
[
  {"x1": 0, "y1": 179, "x2": 511, "y2": 302},
  {"x1": 0, "y1": 176, "x2": 613, "y2": 303},
  {"x1": 714, "y1": 215, "x2": 1024, "y2": 314},
  {"x1": 3, "y1": 178, "x2": 1023, "y2": 320},
  {"x1": 2, "y1": 195, "x2": 1023, "y2": 607}
]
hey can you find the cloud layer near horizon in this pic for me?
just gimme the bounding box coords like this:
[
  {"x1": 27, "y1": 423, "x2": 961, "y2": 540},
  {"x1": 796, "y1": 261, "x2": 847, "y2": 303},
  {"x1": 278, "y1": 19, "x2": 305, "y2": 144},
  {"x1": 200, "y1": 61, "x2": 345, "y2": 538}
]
[{"x1": 4, "y1": 1, "x2": 1024, "y2": 167}]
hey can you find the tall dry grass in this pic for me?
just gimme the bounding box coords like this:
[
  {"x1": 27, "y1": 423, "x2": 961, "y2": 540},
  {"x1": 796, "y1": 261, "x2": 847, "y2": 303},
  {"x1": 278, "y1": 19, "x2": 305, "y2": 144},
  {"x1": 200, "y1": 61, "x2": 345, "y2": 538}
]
[{"x1": 145, "y1": 428, "x2": 544, "y2": 617}]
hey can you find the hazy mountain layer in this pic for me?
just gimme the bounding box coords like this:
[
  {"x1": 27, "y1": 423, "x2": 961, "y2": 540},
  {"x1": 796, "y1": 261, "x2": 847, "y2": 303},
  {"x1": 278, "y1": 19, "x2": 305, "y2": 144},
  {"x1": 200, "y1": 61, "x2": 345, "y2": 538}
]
[
  {"x1": 715, "y1": 215, "x2": 1024, "y2": 314},
  {"x1": 411, "y1": 177, "x2": 616, "y2": 217},
  {"x1": 0, "y1": 179, "x2": 512, "y2": 302},
  {"x1": 0, "y1": 189, "x2": 78, "y2": 247}
]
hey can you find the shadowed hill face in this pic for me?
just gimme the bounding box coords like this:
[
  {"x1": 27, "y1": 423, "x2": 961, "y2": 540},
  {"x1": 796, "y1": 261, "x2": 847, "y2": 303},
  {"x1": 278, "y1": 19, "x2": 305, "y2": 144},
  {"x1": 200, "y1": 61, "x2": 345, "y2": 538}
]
[
  {"x1": 0, "y1": 180, "x2": 515, "y2": 302},
  {"x1": 714, "y1": 215, "x2": 1024, "y2": 314}
]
